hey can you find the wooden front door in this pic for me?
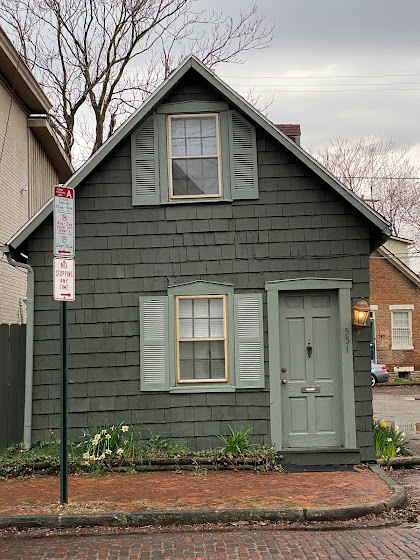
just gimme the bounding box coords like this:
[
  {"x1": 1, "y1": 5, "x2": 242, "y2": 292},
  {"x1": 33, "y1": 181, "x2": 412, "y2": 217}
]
[{"x1": 279, "y1": 290, "x2": 343, "y2": 448}]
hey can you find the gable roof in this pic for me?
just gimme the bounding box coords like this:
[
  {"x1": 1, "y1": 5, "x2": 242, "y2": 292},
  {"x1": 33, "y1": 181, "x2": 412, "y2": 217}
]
[
  {"x1": 375, "y1": 245, "x2": 420, "y2": 288},
  {"x1": 6, "y1": 56, "x2": 390, "y2": 253}
]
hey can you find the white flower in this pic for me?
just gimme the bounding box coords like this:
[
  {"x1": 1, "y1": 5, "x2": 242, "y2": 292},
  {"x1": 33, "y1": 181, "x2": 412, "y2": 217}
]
[
  {"x1": 116, "y1": 448, "x2": 124, "y2": 455},
  {"x1": 401, "y1": 432, "x2": 406, "y2": 438},
  {"x1": 101, "y1": 429, "x2": 107, "y2": 435},
  {"x1": 83, "y1": 452, "x2": 89, "y2": 459},
  {"x1": 99, "y1": 454, "x2": 105, "y2": 460},
  {"x1": 105, "y1": 434, "x2": 111, "y2": 440},
  {"x1": 121, "y1": 425, "x2": 129, "y2": 432},
  {"x1": 91, "y1": 438, "x2": 99, "y2": 445},
  {"x1": 89, "y1": 455, "x2": 96, "y2": 461},
  {"x1": 387, "y1": 438, "x2": 392, "y2": 443},
  {"x1": 396, "y1": 447, "x2": 401, "y2": 454},
  {"x1": 82, "y1": 460, "x2": 90, "y2": 466},
  {"x1": 105, "y1": 449, "x2": 112, "y2": 455}
]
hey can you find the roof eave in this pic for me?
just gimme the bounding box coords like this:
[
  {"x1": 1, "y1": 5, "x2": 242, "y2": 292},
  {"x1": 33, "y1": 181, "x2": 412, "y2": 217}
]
[{"x1": 376, "y1": 246, "x2": 420, "y2": 287}]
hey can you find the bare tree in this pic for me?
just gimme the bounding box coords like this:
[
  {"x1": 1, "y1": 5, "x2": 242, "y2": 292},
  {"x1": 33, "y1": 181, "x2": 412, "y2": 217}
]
[
  {"x1": 0, "y1": 0, "x2": 272, "y2": 165},
  {"x1": 313, "y1": 137, "x2": 420, "y2": 253}
]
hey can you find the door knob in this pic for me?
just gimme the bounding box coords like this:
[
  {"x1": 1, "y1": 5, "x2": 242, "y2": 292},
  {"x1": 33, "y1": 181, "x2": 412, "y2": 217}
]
[{"x1": 282, "y1": 379, "x2": 287, "y2": 384}]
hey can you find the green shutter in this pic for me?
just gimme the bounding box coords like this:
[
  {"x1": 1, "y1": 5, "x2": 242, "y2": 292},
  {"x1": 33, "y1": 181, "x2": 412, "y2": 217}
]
[
  {"x1": 229, "y1": 110, "x2": 258, "y2": 199},
  {"x1": 234, "y1": 293, "x2": 265, "y2": 388},
  {"x1": 139, "y1": 296, "x2": 169, "y2": 391},
  {"x1": 131, "y1": 115, "x2": 160, "y2": 205}
]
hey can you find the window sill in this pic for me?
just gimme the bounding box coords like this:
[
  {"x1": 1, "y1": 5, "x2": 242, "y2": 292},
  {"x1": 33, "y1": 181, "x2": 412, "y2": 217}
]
[
  {"x1": 169, "y1": 385, "x2": 236, "y2": 393},
  {"x1": 391, "y1": 346, "x2": 414, "y2": 351},
  {"x1": 162, "y1": 198, "x2": 233, "y2": 205}
]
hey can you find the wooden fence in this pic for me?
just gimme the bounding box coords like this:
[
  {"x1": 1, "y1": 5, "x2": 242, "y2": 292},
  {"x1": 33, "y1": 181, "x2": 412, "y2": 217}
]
[{"x1": 0, "y1": 324, "x2": 26, "y2": 450}]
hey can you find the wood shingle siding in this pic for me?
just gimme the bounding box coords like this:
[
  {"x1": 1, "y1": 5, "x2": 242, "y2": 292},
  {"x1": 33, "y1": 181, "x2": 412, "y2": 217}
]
[{"x1": 27, "y1": 114, "x2": 374, "y2": 458}]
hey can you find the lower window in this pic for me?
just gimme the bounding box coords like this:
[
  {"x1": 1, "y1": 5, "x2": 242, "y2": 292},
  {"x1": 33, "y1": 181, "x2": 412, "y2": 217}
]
[{"x1": 175, "y1": 295, "x2": 228, "y2": 384}]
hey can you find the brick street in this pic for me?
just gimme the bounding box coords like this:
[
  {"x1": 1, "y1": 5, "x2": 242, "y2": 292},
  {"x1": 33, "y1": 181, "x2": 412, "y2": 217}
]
[{"x1": 1, "y1": 526, "x2": 420, "y2": 559}]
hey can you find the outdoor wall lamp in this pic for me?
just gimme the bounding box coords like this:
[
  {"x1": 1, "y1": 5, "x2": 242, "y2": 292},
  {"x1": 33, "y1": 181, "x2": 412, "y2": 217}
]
[{"x1": 353, "y1": 298, "x2": 370, "y2": 333}]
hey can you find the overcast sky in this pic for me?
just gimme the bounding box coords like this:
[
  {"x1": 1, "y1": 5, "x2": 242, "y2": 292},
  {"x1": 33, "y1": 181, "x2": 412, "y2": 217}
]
[{"x1": 209, "y1": 0, "x2": 420, "y2": 166}]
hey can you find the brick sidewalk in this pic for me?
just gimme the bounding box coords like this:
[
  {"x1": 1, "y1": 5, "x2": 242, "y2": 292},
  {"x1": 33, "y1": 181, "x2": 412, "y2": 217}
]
[
  {"x1": 0, "y1": 468, "x2": 391, "y2": 516},
  {"x1": 1, "y1": 526, "x2": 420, "y2": 559}
]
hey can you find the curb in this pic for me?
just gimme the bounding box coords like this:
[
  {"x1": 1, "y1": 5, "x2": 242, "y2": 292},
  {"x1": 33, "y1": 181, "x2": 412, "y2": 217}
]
[{"x1": 0, "y1": 466, "x2": 407, "y2": 530}]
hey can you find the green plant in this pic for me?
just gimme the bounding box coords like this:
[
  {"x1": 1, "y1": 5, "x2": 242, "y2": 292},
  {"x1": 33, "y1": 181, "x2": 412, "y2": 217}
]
[
  {"x1": 218, "y1": 426, "x2": 252, "y2": 455},
  {"x1": 76, "y1": 423, "x2": 138, "y2": 468},
  {"x1": 373, "y1": 418, "x2": 411, "y2": 468}
]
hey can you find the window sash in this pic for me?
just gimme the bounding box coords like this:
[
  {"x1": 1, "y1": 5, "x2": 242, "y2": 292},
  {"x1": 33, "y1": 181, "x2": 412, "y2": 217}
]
[
  {"x1": 392, "y1": 310, "x2": 412, "y2": 347},
  {"x1": 168, "y1": 114, "x2": 222, "y2": 199},
  {"x1": 175, "y1": 295, "x2": 229, "y2": 384}
]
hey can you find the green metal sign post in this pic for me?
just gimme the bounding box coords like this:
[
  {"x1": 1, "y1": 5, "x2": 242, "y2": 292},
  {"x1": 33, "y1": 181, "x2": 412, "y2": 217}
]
[{"x1": 60, "y1": 300, "x2": 68, "y2": 504}]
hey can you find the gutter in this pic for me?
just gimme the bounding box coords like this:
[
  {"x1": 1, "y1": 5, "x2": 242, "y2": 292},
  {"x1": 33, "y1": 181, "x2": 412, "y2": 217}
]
[{"x1": 1, "y1": 247, "x2": 34, "y2": 450}]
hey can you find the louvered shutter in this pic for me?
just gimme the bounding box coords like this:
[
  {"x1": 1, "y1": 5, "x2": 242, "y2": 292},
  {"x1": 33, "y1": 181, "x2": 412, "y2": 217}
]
[
  {"x1": 229, "y1": 110, "x2": 258, "y2": 199},
  {"x1": 131, "y1": 115, "x2": 160, "y2": 205},
  {"x1": 234, "y1": 294, "x2": 265, "y2": 388},
  {"x1": 139, "y1": 296, "x2": 169, "y2": 391}
]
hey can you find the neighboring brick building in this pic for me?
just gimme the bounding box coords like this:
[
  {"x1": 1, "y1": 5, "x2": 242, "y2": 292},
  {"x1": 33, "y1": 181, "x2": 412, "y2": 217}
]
[
  {"x1": 370, "y1": 237, "x2": 420, "y2": 374},
  {"x1": 0, "y1": 27, "x2": 72, "y2": 324}
]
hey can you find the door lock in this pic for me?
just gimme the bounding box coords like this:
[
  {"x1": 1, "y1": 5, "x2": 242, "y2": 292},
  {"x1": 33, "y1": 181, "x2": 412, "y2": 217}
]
[{"x1": 307, "y1": 341, "x2": 313, "y2": 358}]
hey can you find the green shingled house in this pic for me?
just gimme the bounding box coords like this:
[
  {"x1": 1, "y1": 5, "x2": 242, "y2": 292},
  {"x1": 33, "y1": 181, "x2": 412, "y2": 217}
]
[{"x1": 2, "y1": 57, "x2": 391, "y2": 466}]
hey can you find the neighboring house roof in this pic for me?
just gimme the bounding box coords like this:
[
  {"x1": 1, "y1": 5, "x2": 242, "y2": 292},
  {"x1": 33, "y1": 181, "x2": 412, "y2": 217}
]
[
  {"x1": 0, "y1": 27, "x2": 73, "y2": 183},
  {"x1": 5, "y1": 56, "x2": 390, "y2": 253},
  {"x1": 375, "y1": 245, "x2": 420, "y2": 289},
  {"x1": 275, "y1": 124, "x2": 301, "y2": 137}
]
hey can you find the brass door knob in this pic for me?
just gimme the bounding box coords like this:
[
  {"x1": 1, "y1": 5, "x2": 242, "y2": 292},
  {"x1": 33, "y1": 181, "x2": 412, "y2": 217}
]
[{"x1": 282, "y1": 379, "x2": 287, "y2": 384}]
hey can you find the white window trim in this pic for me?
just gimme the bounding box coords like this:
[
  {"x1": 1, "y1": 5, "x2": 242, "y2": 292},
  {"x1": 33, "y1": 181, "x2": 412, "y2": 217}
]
[
  {"x1": 167, "y1": 113, "x2": 223, "y2": 200},
  {"x1": 389, "y1": 306, "x2": 414, "y2": 350}
]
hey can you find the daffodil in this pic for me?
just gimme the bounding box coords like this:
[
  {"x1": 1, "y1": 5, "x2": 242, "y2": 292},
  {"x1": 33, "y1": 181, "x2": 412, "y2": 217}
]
[
  {"x1": 121, "y1": 425, "x2": 129, "y2": 432},
  {"x1": 92, "y1": 438, "x2": 99, "y2": 445},
  {"x1": 82, "y1": 461, "x2": 90, "y2": 466},
  {"x1": 387, "y1": 437, "x2": 392, "y2": 443},
  {"x1": 105, "y1": 433, "x2": 111, "y2": 440},
  {"x1": 380, "y1": 420, "x2": 386, "y2": 427},
  {"x1": 89, "y1": 455, "x2": 96, "y2": 461},
  {"x1": 116, "y1": 448, "x2": 124, "y2": 455},
  {"x1": 101, "y1": 429, "x2": 107, "y2": 435},
  {"x1": 83, "y1": 452, "x2": 89, "y2": 459},
  {"x1": 95, "y1": 434, "x2": 100, "y2": 439},
  {"x1": 99, "y1": 454, "x2": 105, "y2": 460},
  {"x1": 105, "y1": 449, "x2": 112, "y2": 455}
]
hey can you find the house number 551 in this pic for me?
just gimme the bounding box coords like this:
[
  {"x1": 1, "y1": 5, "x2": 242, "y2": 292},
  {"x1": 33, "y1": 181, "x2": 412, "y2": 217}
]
[{"x1": 344, "y1": 327, "x2": 350, "y2": 352}]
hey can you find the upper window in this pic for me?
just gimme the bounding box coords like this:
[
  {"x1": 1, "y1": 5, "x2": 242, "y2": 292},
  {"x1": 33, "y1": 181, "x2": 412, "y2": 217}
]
[
  {"x1": 168, "y1": 114, "x2": 222, "y2": 199},
  {"x1": 390, "y1": 305, "x2": 414, "y2": 349},
  {"x1": 176, "y1": 295, "x2": 228, "y2": 384},
  {"x1": 131, "y1": 107, "x2": 258, "y2": 206}
]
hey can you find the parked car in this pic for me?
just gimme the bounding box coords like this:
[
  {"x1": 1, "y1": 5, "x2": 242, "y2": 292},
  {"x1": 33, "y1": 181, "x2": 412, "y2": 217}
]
[{"x1": 371, "y1": 361, "x2": 389, "y2": 387}]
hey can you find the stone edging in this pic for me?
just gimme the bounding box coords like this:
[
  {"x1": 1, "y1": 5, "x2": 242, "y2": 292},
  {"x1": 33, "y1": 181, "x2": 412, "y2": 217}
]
[
  {"x1": 0, "y1": 464, "x2": 407, "y2": 529},
  {"x1": 376, "y1": 455, "x2": 420, "y2": 467}
]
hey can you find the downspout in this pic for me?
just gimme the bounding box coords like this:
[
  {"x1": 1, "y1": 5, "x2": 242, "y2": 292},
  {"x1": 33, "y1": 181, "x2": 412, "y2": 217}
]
[{"x1": 5, "y1": 251, "x2": 34, "y2": 450}]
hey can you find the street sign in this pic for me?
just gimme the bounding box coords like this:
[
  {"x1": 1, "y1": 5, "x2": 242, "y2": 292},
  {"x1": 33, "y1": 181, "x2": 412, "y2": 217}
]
[
  {"x1": 53, "y1": 257, "x2": 75, "y2": 301},
  {"x1": 54, "y1": 186, "x2": 74, "y2": 257}
]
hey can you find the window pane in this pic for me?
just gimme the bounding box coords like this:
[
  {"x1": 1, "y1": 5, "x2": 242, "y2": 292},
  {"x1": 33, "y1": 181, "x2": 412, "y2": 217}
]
[
  {"x1": 202, "y1": 136, "x2": 217, "y2": 155},
  {"x1": 186, "y1": 137, "x2": 202, "y2": 156},
  {"x1": 171, "y1": 119, "x2": 185, "y2": 139},
  {"x1": 179, "y1": 299, "x2": 193, "y2": 318},
  {"x1": 193, "y1": 299, "x2": 209, "y2": 318},
  {"x1": 200, "y1": 117, "x2": 216, "y2": 138},
  {"x1": 179, "y1": 318, "x2": 193, "y2": 338},
  {"x1": 393, "y1": 311, "x2": 409, "y2": 328},
  {"x1": 193, "y1": 318, "x2": 209, "y2": 338},
  {"x1": 179, "y1": 340, "x2": 225, "y2": 381},
  {"x1": 210, "y1": 298, "x2": 223, "y2": 318},
  {"x1": 172, "y1": 158, "x2": 220, "y2": 196},
  {"x1": 210, "y1": 318, "x2": 224, "y2": 337},
  {"x1": 185, "y1": 118, "x2": 202, "y2": 137},
  {"x1": 172, "y1": 138, "x2": 186, "y2": 157}
]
